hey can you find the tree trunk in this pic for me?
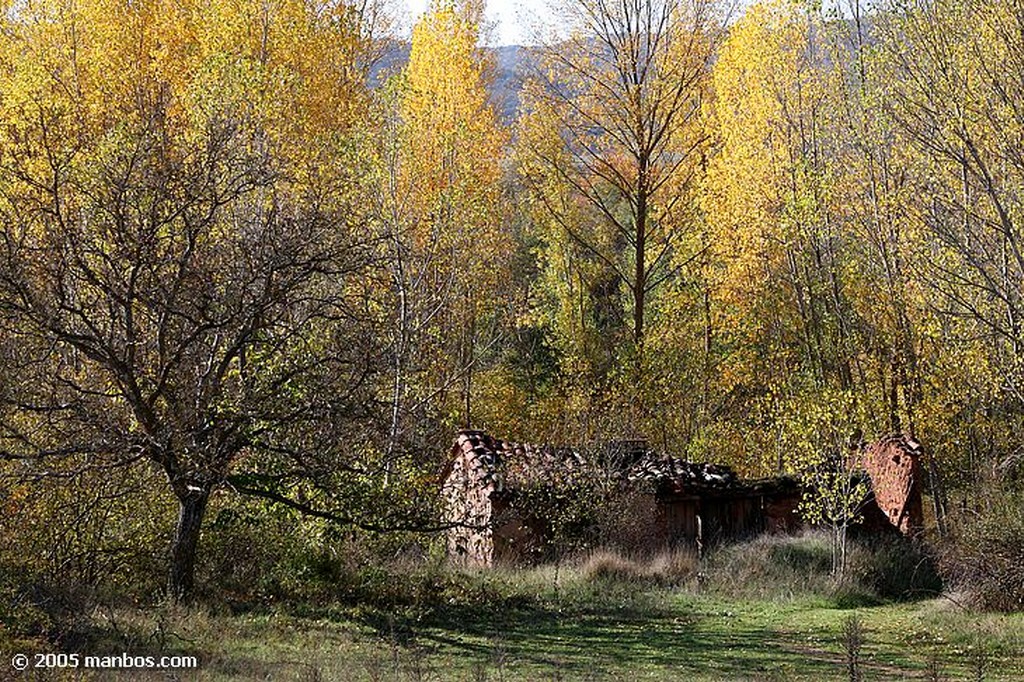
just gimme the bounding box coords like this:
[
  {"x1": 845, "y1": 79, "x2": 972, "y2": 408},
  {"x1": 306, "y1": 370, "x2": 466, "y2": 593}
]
[
  {"x1": 634, "y1": 190, "x2": 647, "y2": 354},
  {"x1": 168, "y1": 487, "x2": 210, "y2": 602},
  {"x1": 926, "y1": 450, "x2": 949, "y2": 537}
]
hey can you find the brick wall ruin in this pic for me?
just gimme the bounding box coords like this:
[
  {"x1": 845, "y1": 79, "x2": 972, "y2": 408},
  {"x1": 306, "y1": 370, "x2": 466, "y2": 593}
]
[
  {"x1": 857, "y1": 434, "x2": 925, "y2": 536},
  {"x1": 441, "y1": 430, "x2": 576, "y2": 566},
  {"x1": 441, "y1": 430, "x2": 928, "y2": 566}
]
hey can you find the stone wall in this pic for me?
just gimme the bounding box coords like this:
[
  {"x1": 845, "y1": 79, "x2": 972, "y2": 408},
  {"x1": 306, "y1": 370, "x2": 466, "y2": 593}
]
[{"x1": 441, "y1": 431, "x2": 504, "y2": 566}]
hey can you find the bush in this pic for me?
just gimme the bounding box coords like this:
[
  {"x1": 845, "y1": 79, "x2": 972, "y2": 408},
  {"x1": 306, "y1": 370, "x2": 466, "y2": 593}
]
[
  {"x1": 647, "y1": 548, "x2": 700, "y2": 585},
  {"x1": 580, "y1": 549, "x2": 643, "y2": 583},
  {"x1": 199, "y1": 499, "x2": 312, "y2": 602},
  {"x1": 849, "y1": 536, "x2": 942, "y2": 601},
  {"x1": 707, "y1": 531, "x2": 837, "y2": 599},
  {"x1": 942, "y1": 490, "x2": 1024, "y2": 611},
  {"x1": 706, "y1": 530, "x2": 942, "y2": 604},
  {"x1": 0, "y1": 571, "x2": 52, "y2": 641},
  {"x1": 0, "y1": 471, "x2": 172, "y2": 645}
]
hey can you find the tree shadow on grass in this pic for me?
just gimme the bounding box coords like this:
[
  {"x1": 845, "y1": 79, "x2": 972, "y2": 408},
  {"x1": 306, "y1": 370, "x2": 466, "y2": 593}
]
[{"x1": 381, "y1": 597, "x2": 844, "y2": 680}]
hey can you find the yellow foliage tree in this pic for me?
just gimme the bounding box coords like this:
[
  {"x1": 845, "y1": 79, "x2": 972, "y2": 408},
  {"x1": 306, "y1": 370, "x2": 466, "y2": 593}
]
[
  {"x1": 375, "y1": 0, "x2": 512, "y2": 446},
  {"x1": 704, "y1": 0, "x2": 860, "y2": 472},
  {"x1": 515, "y1": 0, "x2": 721, "y2": 447}
]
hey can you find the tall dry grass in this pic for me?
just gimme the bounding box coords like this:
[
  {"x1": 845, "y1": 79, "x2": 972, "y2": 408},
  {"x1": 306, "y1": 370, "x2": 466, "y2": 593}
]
[{"x1": 578, "y1": 547, "x2": 698, "y2": 587}]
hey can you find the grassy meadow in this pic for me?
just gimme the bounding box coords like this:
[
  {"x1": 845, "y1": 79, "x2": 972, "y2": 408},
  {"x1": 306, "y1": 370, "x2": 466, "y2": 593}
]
[{"x1": 4, "y1": 533, "x2": 1023, "y2": 681}]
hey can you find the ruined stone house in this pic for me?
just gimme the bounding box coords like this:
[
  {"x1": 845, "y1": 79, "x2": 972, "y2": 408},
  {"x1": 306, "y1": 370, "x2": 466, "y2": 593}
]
[
  {"x1": 439, "y1": 430, "x2": 586, "y2": 566},
  {"x1": 440, "y1": 430, "x2": 926, "y2": 567}
]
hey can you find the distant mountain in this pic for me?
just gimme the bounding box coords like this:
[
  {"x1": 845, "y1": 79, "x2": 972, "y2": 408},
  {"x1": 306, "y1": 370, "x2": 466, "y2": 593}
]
[
  {"x1": 368, "y1": 40, "x2": 534, "y2": 121},
  {"x1": 489, "y1": 45, "x2": 532, "y2": 121},
  {"x1": 367, "y1": 39, "x2": 410, "y2": 87}
]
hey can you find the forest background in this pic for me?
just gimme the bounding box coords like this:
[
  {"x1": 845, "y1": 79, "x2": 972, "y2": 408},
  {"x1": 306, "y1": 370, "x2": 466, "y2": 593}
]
[{"x1": 0, "y1": 0, "x2": 1022, "y2": 613}]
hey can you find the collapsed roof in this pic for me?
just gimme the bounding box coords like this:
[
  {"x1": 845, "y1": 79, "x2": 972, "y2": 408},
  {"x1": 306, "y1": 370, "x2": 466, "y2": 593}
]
[
  {"x1": 448, "y1": 429, "x2": 769, "y2": 496},
  {"x1": 447, "y1": 430, "x2": 587, "y2": 494}
]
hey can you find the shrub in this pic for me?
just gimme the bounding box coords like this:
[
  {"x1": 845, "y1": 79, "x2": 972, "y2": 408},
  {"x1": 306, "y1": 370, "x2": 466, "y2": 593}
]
[
  {"x1": 942, "y1": 490, "x2": 1024, "y2": 611},
  {"x1": 0, "y1": 571, "x2": 52, "y2": 641},
  {"x1": 849, "y1": 536, "x2": 942, "y2": 601},
  {"x1": 705, "y1": 530, "x2": 941, "y2": 603},
  {"x1": 646, "y1": 548, "x2": 700, "y2": 585},
  {"x1": 0, "y1": 470, "x2": 172, "y2": 644},
  {"x1": 842, "y1": 613, "x2": 864, "y2": 682},
  {"x1": 580, "y1": 549, "x2": 644, "y2": 583},
  {"x1": 707, "y1": 531, "x2": 837, "y2": 599}
]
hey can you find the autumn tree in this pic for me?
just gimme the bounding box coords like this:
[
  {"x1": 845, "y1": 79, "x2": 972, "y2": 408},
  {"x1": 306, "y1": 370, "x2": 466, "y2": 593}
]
[
  {"x1": 369, "y1": 0, "x2": 513, "y2": 457},
  {"x1": 704, "y1": 0, "x2": 823, "y2": 469},
  {"x1": 810, "y1": 0, "x2": 959, "y2": 528},
  {"x1": 0, "y1": 0, "x2": 381, "y2": 600},
  {"x1": 868, "y1": 0, "x2": 1024, "y2": 520},
  {"x1": 520, "y1": 0, "x2": 723, "y2": 365},
  {"x1": 882, "y1": 0, "x2": 1024, "y2": 386}
]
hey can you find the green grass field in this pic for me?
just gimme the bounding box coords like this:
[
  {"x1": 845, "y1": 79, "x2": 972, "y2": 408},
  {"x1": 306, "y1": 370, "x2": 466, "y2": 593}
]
[
  {"x1": 4, "y1": 534, "x2": 1023, "y2": 681},
  {"x1": 20, "y1": 591, "x2": 1016, "y2": 681}
]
